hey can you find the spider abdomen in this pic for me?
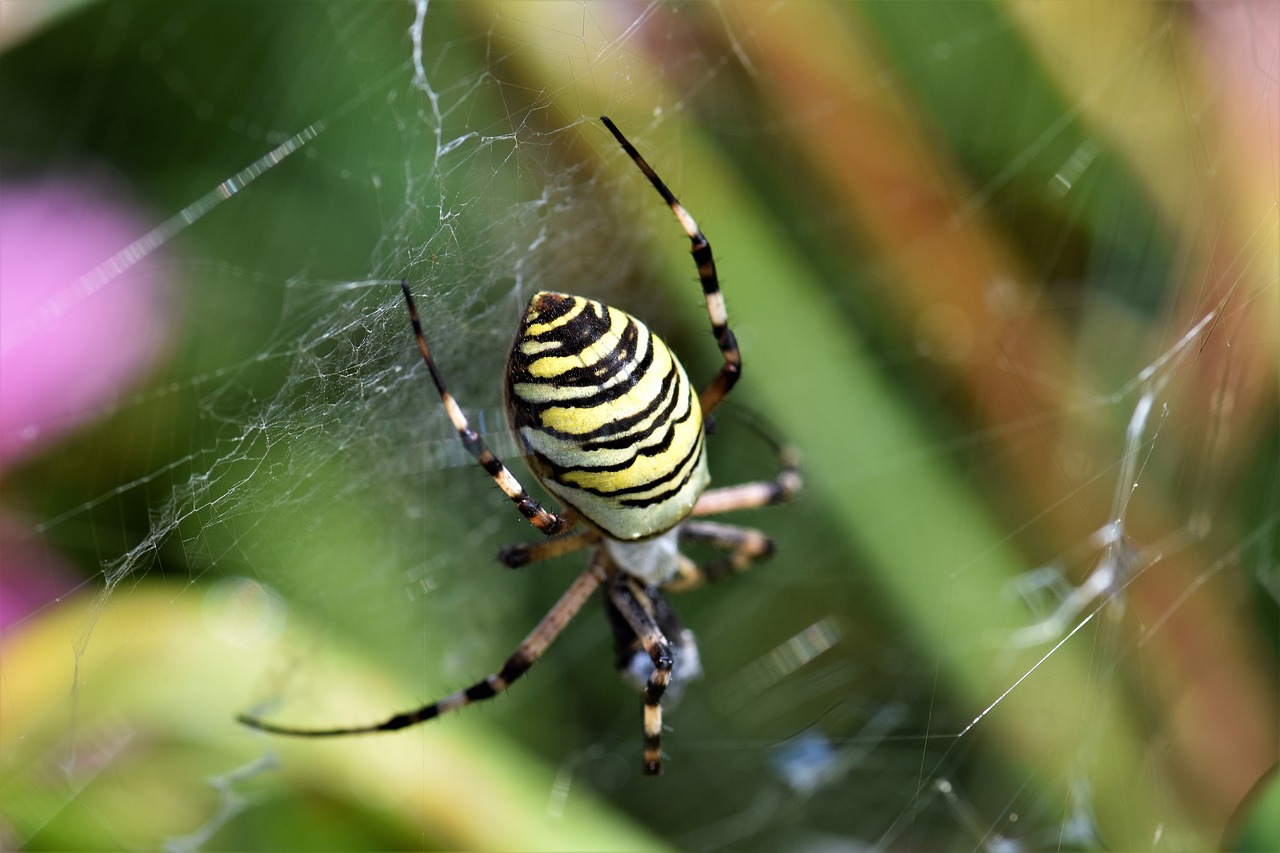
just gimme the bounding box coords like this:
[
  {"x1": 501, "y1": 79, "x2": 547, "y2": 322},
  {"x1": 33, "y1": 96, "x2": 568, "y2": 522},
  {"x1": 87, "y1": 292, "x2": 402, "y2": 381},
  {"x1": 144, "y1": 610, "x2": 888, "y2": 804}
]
[{"x1": 505, "y1": 291, "x2": 709, "y2": 540}]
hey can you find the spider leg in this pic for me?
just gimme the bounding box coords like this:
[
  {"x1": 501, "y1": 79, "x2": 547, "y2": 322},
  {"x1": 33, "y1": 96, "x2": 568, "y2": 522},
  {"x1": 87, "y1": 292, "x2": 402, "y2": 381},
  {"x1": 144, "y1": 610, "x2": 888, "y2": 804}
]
[
  {"x1": 605, "y1": 584, "x2": 703, "y2": 701},
  {"x1": 498, "y1": 528, "x2": 599, "y2": 569},
  {"x1": 401, "y1": 281, "x2": 572, "y2": 536},
  {"x1": 237, "y1": 556, "x2": 607, "y2": 737},
  {"x1": 673, "y1": 444, "x2": 799, "y2": 592},
  {"x1": 665, "y1": 521, "x2": 775, "y2": 592},
  {"x1": 692, "y1": 444, "x2": 802, "y2": 516},
  {"x1": 600, "y1": 117, "x2": 739, "y2": 417},
  {"x1": 607, "y1": 573, "x2": 675, "y2": 775}
]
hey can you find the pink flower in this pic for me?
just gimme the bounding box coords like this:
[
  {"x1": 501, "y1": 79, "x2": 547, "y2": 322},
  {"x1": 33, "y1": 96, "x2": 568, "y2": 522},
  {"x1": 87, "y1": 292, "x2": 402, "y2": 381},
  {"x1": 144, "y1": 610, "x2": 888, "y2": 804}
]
[
  {"x1": 1, "y1": 178, "x2": 170, "y2": 462},
  {"x1": 0, "y1": 176, "x2": 171, "y2": 629}
]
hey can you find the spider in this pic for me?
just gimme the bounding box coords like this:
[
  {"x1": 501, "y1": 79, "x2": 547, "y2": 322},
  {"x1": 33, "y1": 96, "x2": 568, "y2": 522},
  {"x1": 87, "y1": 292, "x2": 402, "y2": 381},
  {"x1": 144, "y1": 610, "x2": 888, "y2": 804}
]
[{"x1": 237, "y1": 117, "x2": 801, "y2": 776}]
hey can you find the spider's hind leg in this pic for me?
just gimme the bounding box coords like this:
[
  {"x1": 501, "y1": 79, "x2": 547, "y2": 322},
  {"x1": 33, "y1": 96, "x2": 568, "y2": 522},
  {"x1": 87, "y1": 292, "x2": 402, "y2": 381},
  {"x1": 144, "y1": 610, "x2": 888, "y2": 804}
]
[
  {"x1": 401, "y1": 281, "x2": 572, "y2": 537},
  {"x1": 600, "y1": 117, "x2": 739, "y2": 416}
]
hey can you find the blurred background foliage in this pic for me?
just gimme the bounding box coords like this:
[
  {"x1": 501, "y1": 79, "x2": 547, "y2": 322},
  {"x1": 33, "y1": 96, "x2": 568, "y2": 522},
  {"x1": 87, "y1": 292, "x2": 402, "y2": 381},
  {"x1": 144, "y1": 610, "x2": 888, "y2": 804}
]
[{"x1": 2, "y1": 2, "x2": 1276, "y2": 850}]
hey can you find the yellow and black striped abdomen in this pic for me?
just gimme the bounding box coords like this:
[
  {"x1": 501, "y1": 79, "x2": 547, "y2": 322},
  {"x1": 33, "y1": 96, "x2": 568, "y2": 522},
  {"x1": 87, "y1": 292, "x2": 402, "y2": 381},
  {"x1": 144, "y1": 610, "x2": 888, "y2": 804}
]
[{"x1": 504, "y1": 291, "x2": 709, "y2": 541}]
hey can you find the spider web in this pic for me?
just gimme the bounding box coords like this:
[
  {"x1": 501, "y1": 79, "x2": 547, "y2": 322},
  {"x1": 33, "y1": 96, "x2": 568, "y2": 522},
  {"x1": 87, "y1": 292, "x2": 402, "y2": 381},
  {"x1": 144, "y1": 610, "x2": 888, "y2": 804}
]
[{"x1": 2, "y1": 1, "x2": 1276, "y2": 850}]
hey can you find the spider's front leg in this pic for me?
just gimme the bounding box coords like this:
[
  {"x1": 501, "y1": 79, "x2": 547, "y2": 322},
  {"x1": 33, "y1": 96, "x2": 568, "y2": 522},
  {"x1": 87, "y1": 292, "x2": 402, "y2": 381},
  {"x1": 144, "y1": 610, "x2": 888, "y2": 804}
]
[
  {"x1": 605, "y1": 580, "x2": 703, "y2": 702},
  {"x1": 238, "y1": 553, "x2": 608, "y2": 737},
  {"x1": 607, "y1": 573, "x2": 677, "y2": 775}
]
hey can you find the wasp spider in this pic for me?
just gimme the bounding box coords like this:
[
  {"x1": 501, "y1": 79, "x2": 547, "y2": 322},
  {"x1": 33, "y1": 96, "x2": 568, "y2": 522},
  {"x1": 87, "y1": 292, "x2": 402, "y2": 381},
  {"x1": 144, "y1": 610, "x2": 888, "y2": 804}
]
[{"x1": 238, "y1": 117, "x2": 801, "y2": 776}]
